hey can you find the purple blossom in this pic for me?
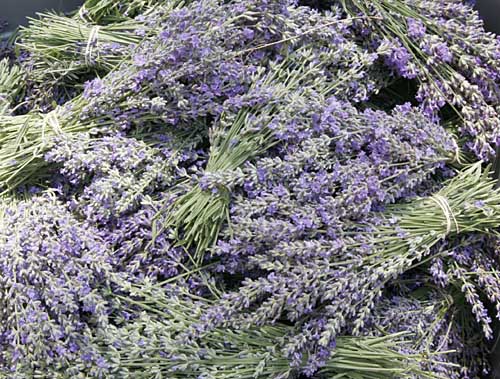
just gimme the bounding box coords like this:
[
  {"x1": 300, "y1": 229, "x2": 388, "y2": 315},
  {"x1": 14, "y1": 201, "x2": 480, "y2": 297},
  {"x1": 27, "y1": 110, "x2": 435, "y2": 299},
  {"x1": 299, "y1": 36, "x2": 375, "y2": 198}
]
[
  {"x1": 0, "y1": 194, "x2": 115, "y2": 375},
  {"x1": 407, "y1": 17, "x2": 426, "y2": 38}
]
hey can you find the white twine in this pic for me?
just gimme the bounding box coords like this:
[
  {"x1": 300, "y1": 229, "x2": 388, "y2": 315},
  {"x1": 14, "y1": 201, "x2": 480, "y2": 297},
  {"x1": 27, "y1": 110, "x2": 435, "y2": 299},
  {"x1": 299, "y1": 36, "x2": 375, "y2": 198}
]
[
  {"x1": 79, "y1": 6, "x2": 92, "y2": 23},
  {"x1": 85, "y1": 25, "x2": 101, "y2": 65},
  {"x1": 40, "y1": 113, "x2": 62, "y2": 148},
  {"x1": 450, "y1": 140, "x2": 462, "y2": 165},
  {"x1": 430, "y1": 194, "x2": 459, "y2": 235}
]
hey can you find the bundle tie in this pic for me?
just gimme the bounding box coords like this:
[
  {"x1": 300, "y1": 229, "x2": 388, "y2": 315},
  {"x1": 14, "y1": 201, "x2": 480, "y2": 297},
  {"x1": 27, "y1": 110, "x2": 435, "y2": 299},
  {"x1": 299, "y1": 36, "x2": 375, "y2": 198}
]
[
  {"x1": 450, "y1": 143, "x2": 462, "y2": 165},
  {"x1": 85, "y1": 25, "x2": 101, "y2": 65},
  {"x1": 40, "y1": 112, "x2": 62, "y2": 150},
  {"x1": 431, "y1": 194, "x2": 459, "y2": 235},
  {"x1": 79, "y1": 6, "x2": 92, "y2": 23}
]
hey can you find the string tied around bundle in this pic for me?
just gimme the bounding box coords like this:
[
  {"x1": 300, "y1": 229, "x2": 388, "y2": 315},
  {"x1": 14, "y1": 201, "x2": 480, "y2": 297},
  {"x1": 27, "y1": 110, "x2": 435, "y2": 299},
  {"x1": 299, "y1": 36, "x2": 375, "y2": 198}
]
[
  {"x1": 85, "y1": 25, "x2": 101, "y2": 65},
  {"x1": 430, "y1": 194, "x2": 459, "y2": 235}
]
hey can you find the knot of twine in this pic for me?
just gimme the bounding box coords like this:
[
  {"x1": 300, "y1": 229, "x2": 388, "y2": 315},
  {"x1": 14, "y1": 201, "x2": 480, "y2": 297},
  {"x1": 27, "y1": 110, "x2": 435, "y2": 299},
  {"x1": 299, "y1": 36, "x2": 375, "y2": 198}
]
[
  {"x1": 85, "y1": 25, "x2": 101, "y2": 65},
  {"x1": 79, "y1": 6, "x2": 92, "y2": 23},
  {"x1": 430, "y1": 194, "x2": 459, "y2": 235},
  {"x1": 450, "y1": 144, "x2": 462, "y2": 165},
  {"x1": 39, "y1": 112, "x2": 62, "y2": 150}
]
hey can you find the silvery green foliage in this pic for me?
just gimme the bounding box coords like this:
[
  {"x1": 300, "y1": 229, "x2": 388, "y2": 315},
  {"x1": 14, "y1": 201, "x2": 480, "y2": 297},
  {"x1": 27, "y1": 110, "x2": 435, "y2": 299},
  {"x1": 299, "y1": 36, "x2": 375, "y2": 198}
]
[{"x1": 0, "y1": 193, "x2": 116, "y2": 377}]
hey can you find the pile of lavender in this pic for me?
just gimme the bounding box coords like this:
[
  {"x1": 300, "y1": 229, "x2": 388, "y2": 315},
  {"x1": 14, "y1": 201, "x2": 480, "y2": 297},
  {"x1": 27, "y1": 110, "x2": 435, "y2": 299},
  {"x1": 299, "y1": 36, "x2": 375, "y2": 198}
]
[{"x1": 2, "y1": 0, "x2": 500, "y2": 378}]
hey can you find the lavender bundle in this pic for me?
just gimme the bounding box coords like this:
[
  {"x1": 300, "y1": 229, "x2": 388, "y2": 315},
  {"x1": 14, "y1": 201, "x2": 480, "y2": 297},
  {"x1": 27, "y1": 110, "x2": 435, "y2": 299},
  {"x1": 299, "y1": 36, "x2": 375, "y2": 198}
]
[
  {"x1": 198, "y1": 164, "x2": 500, "y2": 374},
  {"x1": 0, "y1": 98, "x2": 109, "y2": 192},
  {"x1": 167, "y1": 50, "x2": 380, "y2": 263},
  {"x1": 18, "y1": 15, "x2": 142, "y2": 83},
  {"x1": 166, "y1": 11, "x2": 386, "y2": 262},
  {"x1": 44, "y1": 130, "x2": 207, "y2": 281},
  {"x1": 90, "y1": 279, "x2": 450, "y2": 379},
  {"x1": 0, "y1": 192, "x2": 117, "y2": 377},
  {"x1": 340, "y1": 0, "x2": 500, "y2": 159},
  {"x1": 15, "y1": 2, "x2": 188, "y2": 109}
]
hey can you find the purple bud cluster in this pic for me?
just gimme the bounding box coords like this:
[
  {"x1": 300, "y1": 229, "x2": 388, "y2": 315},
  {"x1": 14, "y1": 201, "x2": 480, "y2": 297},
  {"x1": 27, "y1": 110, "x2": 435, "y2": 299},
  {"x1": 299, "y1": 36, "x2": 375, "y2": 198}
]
[
  {"x1": 45, "y1": 131, "x2": 208, "y2": 282},
  {"x1": 0, "y1": 193, "x2": 115, "y2": 377}
]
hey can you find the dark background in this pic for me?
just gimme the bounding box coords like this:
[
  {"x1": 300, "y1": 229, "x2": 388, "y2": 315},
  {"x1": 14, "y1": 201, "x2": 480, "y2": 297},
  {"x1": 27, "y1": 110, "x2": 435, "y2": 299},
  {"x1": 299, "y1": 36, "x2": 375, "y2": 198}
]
[
  {"x1": 476, "y1": 0, "x2": 500, "y2": 33},
  {"x1": 476, "y1": 3, "x2": 500, "y2": 379},
  {"x1": 1, "y1": 0, "x2": 83, "y2": 31}
]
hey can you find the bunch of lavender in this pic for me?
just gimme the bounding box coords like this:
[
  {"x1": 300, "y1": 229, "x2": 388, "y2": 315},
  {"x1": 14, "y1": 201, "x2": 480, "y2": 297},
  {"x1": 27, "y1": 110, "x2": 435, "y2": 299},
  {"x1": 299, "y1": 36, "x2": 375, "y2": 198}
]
[
  {"x1": 210, "y1": 100, "x2": 456, "y2": 273},
  {"x1": 0, "y1": 192, "x2": 118, "y2": 378},
  {"x1": 78, "y1": 0, "x2": 383, "y2": 131},
  {"x1": 45, "y1": 131, "x2": 207, "y2": 281},
  {"x1": 45, "y1": 133, "x2": 175, "y2": 222},
  {"x1": 165, "y1": 5, "x2": 389, "y2": 262},
  {"x1": 196, "y1": 164, "x2": 500, "y2": 374},
  {"x1": 87, "y1": 278, "x2": 447, "y2": 379},
  {"x1": 17, "y1": 14, "x2": 142, "y2": 99},
  {"x1": 16, "y1": 0, "x2": 194, "y2": 109},
  {"x1": 339, "y1": 0, "x2": 500, "y2": 159},
  {"x1": 0, "y1": 98, "x2": 97, "y2": 192}
]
